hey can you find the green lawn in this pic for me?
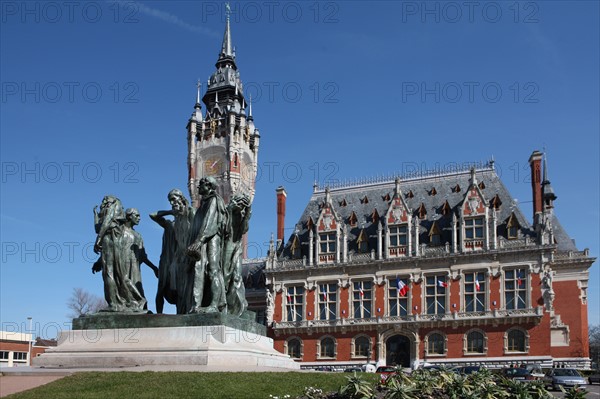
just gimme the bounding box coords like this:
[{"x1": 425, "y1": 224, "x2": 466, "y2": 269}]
[{"x1": 6, "y1": 371, "x2": 379, "y2": 399}]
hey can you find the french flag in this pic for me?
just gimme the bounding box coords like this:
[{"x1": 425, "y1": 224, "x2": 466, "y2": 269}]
[
  {"x1": 322, "y1": 288, "x2": 328, "y2": 301},
  {"x1": 438, "y1": 280, "x2": 448, "y2": 288},
  {"x1": 397, "y1": 278, "x2": 409, "y2": 297},
  {"x1": 359, "y1": 287, "x2": 364, "y2": 297},
  {"x1": 287, "y1": 293, "x2": 292, "y2": 302},
  {"x1": 517, "y1": 272, "x2": 523, "y2": 287},
  {"x1": 475, "y1": 279, "x2": 481, "y2": 292}
]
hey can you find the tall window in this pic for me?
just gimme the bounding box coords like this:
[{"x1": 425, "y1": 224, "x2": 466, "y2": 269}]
[
  {"x1": 320, "y1": 233, "x2": 336, "y2": 254},
  {"x1": 507, "y1": 329, "x2": 526, "y2": 352},
  {"x1": 354, "y1": 336, "x2": 370, "y2": 358},
  {"x1": 426, "y1": 333, "x2": 446, "y2": 356},
  {"x1": 464, "y1": 271, "x2": 486, "y2": 312},
  {"x1": 464, "y1": 217, "x2": 484, "y2": 240},
  {"x1": 353, "y1": 281, "x2": 372, "y2": 319},
  {"x1": 287, "y1": 338, "x2": 302, "y2": 359},
  {"x1": 466, "y1": 330, "x2": 485, "y2": 354},
  {"x1": 389, "y1": 225, "x2": 408, "y2": 247},
  {"x1": 505, "y1": 269, "x2": 527, "y2": 310},
  {"x1": 426, "y1": 275, "x2": 446, "y2": 315},
  {"x1": 320, "y1": 337, "x2": 336, "y2": 358},
  {"x1": 286, "y1": 285, "x2": 304, "y2": 322},
  {"x1": 318, "y1": 283, "x2": 337, "y2": 320},
  {"x1": 388, "y1": 278, "x2": 409, "y2": 317}
]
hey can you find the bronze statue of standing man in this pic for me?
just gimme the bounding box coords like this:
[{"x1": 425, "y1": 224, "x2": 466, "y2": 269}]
[{"x1": 187, "y1": 177, "x2": 228, "y2": 313}]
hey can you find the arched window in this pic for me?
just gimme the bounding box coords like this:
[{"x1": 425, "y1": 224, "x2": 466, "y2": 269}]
[
  {"x1": 426, "y1": 332, "x2": 446, "y2": 356},
  {"x1": 286, "y1": 338, "x2": 302, "y2": 359},
  {"x1": 465, "y1": 330, "x2": 486, "y2": 354},
  {"x1": 319, "y1": 336, "x2": 336, "y2": 358},
  {"x1": 505, "y1": 328, "x2": 528, "y2": 353},
  {"x1": 353, "y1": 336, "x2": 370, "y2": 358}
]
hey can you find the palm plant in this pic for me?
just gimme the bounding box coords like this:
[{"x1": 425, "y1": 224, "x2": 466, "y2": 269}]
[
  {"x1": 338, "y1": 373, "x2": 374, "y2": 399},
  {"x1": 382, "y1": 378, "x2": 418, "y2": 399}
]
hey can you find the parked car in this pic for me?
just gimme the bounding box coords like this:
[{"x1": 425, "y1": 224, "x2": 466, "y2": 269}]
[
  {"x1": 543, "y1": 368, "x2": 588, "y2": 390},
  {"x1": 501, "y1": 367, "x2": 541, "y2": 382},
  {"x1": 344, "y1": 366, "x2": 363, "y2": 373},
  {"x1": 376, "y1": 366, "x2": 398, "y2": 384},
  {"x1": 588, "y1": 371, "x2": 600, "y2": 384},
  {"x1": 456, "y1": 365, "x2": 483, "y2": 375}
]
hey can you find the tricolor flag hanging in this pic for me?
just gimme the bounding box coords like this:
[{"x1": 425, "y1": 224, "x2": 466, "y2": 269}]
[
  {"x1": 438, "y1": 280, "x2": 448, "y2": 288},
  {"x1": 359, "y1": 287, "x2": 365, "y2": 297},
  {"x1": 475, "y1": 279, "x2": 481, "y2": 292},
  {"x1": 287, "y1": 293, "x2": 292, "y2": 302},
  {"x1": 517, "y1": 272, "x2": 523, "y2": 287},
  {"x1": 322, "y1": 287, "x2": 328, "y2": 301},
  {"x1": 397, "y1": 278, "x2": 409, "y2": 297}
]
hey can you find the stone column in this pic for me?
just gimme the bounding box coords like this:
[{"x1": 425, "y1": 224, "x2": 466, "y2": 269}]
[{"x1": 308, "y1": 229, "x2": 314, "y2": 266}]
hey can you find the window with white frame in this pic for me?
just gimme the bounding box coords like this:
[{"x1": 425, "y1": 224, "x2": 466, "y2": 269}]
[
  {"x1": 287, "y1": 337, "x2": 303, "y2": 359},
  {"x1": 389, "y1": 225, "x2": 408, "y2": 247},
  {"x1": 12, "y1": 352, "x2": 27, "y2": 361},
  {"x1": 465, "y1": 330, "x2": 486, "y2": 354},
  {"x1": 0, "y1": 351, "x2": 9, "y2": 360},
  {"x1": 426, "y1": 332, "x2": 446, "y2": 356},
  {"x1": 464, "y1": 217, "x2": 484, "y2": 240},
  {"x1": 505, "y1": 268, "x2": 527, "y2": 310},
  {"x1": 464, "y1": 271, "x2": 486, "y2": 312},
  {"x1": 286, "y1": 285, "x2": 304, "y2": 322},
  {"x1": 319, "y1": 336, "x2": 336, "y2": 358},
  {"x1": 353, "y1": 336, "x2": 370, "y2": 358},
  {"x1": 388, "y1": 277, "x2": 410, "y2": 317},
  {"x1": 318, "y1": 283, "x2": 337, "y2": 320},
  {"x1": 353, "y1": 281, "x2": 372, "y2": 319},
  {"x1": 506, "y1": 328, "x2": 527, "y2": 353},
  {"x1": 319, "y1": 232, "x2": 336, "y2": 254},
  {"x1": 426, "y1": 275, "x2": 447, "y2": 315}
]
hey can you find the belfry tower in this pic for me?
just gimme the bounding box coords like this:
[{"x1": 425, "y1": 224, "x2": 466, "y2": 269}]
[{"x1": 186, "y1": 11, "x2": 260, "y2": 208}]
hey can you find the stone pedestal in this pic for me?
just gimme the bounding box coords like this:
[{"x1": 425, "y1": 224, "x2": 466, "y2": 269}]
[{"x1": 33, "y1": 314, "x2": 299, "y2": 371}]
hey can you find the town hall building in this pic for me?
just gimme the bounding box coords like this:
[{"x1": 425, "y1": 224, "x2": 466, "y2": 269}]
[{"x1": 184, "y1": 16, "x2": 595, "y2": 370}]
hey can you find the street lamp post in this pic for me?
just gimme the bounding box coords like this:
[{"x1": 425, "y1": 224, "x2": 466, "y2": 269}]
[{"x1": 27, "y1": 317, "x2": 32, "y2": 366}]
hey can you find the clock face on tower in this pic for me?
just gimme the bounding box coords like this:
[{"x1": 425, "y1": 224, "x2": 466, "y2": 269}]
[{"x1": 204, "y1": 156, "x2": 223, "y2": 177}]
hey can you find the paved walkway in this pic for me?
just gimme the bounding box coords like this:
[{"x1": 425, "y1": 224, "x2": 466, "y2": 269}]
[{"x1": 0, "y1": 375, "x2": 66, "y2": 397}]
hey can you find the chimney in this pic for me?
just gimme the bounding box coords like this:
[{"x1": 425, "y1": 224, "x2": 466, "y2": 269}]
[
  {"x1": 276, "y1": 186, "x2": 287, "y2": 243},
  {"x1": 528, "y1": 151, "x2": 543, "y2": 222}
]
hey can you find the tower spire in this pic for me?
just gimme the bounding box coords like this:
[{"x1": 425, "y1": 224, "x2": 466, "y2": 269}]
[
  {"x1": 248, "y1": 94, "x2": 253, "y2": 121},
  {"x1": 220, "y1": 3, "x2": 234, "y2": 59}
]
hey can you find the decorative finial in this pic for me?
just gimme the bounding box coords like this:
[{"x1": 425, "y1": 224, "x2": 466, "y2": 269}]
[
  {"x1": 196, "y1": 80, "x2": 201, "y2": 105},
  {"x1": 225, "y1": 2, "x2": 231, "y2": 22},
  {"x1": 248, "y1": 94, "x2": 253, "y2": 119}
]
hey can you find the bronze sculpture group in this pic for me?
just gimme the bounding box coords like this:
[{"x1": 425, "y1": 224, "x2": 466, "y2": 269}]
[{"x1": 92, "y1": 177, "x2": 251, "y2": 316}]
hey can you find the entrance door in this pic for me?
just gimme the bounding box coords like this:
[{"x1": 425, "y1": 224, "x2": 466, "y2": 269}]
[{"x1": 386, "y1": 335, "x2": 411, "y2": 367}]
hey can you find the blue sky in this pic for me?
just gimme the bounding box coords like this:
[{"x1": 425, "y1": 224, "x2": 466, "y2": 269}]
[{"x1": 1, "y1": 1, "x2": 598, "y2": 337}]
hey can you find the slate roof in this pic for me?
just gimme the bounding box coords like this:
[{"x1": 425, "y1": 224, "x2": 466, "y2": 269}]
[{"x1": 280, "y1": 163, "x2": 577, "y2": 258}]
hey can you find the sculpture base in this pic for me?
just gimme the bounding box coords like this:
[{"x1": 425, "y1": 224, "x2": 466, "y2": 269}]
[
  {"x1": 33, "y1": 325, "x2": 299, "y2": 370},
  {"x1": 71, "y1": 311, "x2": 265, "y2": 336}
]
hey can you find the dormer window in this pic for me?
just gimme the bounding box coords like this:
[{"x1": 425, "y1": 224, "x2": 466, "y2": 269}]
[
  {"x1": 441, "y1": 200, "x2": 452, "y2": 217},
  {"x1": 382, "y1": 193, "x2": 391, "y2": 202},
  {"x1": 478, "y1": 181, "x2": 486, "y2": 190},
  {"x1": 506, "y1": 213, "x2": 520, "y2": 240},
  {"x1": 348, "y1": 211, "x2": 358, "y2": 227},
  {"x1": 371, "y1": 209, "x2": 380, "y2": 223},
  {"x1": 360, "y1": 196, "x2": 369, "y2": 204},
  {"x1": 417, "y1": 203, "x2": 427, "y2": 219},
  {"x1": 306, "y1": 217, "x2": 314, "y2": 230},
  {"x1": 357, "y1": 229, "x2": 369, "y2": 253},
  {"x1": 465, "y1": 217, "x2": 484, "y2": 240},
  {"x1": 339, "y1": 199, "x2": 347, "y2": 207},
  {"x1": 429, "y1": 221, "x2": 442, "y2": 246},
  {"x1": 452, "y1": 184, "x2": 461, "y2": 193},
  {"x1": 389, "y1": 225, "x2": 408, "y2": 247},
  {"x1": 490, "y1": 194, "x2": 502, "y2": 211},
  {"x1": 290, "y1": 235, "x2": 301, "y2": 259},
  {"x1": 319, "y1": 232, "x2": 336, "y2": 254},
  {"x1": 406, "y1": 190, "x2": 414, "y2": 199},
  {"x1": 429, "y1": 187, "x2": 437, "y2": 196}
]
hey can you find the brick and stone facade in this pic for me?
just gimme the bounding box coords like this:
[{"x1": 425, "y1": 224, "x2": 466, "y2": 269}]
[{"x1": 263, "y1": 156, "x2": 594, "y2": 370}]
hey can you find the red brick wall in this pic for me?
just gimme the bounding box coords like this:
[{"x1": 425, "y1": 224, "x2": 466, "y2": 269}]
[
  {"x1": 340, "y1": 286, "x2": 349, "y2": 318},
  {"x1": 412, "y1": 281, "x2": 422, "y2": 314},
  {"x1": 551, "y1": 280, "x2": 589, "y2": 358}
]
